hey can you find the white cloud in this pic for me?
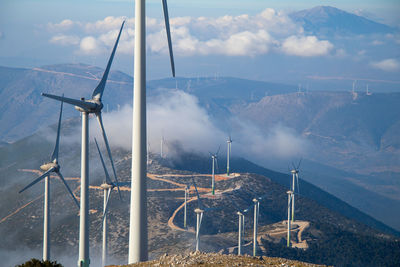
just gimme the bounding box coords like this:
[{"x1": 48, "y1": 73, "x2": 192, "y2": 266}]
[
  {"x1": 281, "y1": 35, "x2": 334, "y2": 57},
  {"x1": 84, "y1": 16, "x2": 133, "y2": 33},
  {"x1": 79, "y1": 36, "x2": 102, "y2": 54},
  {"x1": 50, "y1": 34, "x2": 80, "y2": 46},
  {"x1": 371, "y1": 40, "x2": 384, "y2": 46},
  {"x1": 48, "y1": 8, "x2": 306, "y2": 57},
  {"x1": 48, "y1": 19, "x2": 76, "y2": 31},
  {"x1": 370, "y1": 58, "x2": 400, "y2": 72}
]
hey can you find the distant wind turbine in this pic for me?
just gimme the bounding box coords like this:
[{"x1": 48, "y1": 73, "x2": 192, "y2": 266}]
[
  {"x1": 226, "y1": 136, "x2": 232, "y2": 176},
  {"x1": 210, "y1": 146, "x2": 220, "y2": 195},
  {"x1": 42, "y1": 21, "x2": 125, "y2": 267},
  {"x1": 228, "y1": 194, "x2": 252, "y2": 255},
  {"x1": 192, "y1": 178, "x2": 219, "y2": 251},
  {"x1": 287, "y1": 190, "x2": 294, "y2": 247},
  {"x1": 246, "y1": 188, "x2": 267, "y2": 256},
  {"x1": 94, "y1": 138, "x2": 129, "y2": 267},
  {"x1": 19, "y1": 99, "x2": 79, "y2": 262},
  {"x1": 184, "y1": 185, "x2": 189, "y2": 229},
  {"x1": 290, "y1": 160, "x2": 301, "y2": 222}
]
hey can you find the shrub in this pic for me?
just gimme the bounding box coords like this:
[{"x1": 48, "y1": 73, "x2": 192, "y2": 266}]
[{"x1": 16, "y1": 258, "x2": 63, "y2": 267}]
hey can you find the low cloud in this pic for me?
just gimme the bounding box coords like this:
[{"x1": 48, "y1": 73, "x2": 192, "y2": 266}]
[
  {"x1": 281, "y1": 35, "x2": 334, "y2": 57},
  {"x1": 87, "y1": 89, "x2": 308, "y2": 161},
  {"x1": 46, "y1": 9, "x2": 334, "y2": 58},
  {"x1": 79, "y1": 36, "x2": 103, "y2": 54},
  {"x1": 50, "y1": 34, "x2": 80, "y2": 46},
  {"x1": 48, "y1": 19, "x2": 76, "y2": 32},
  {"x1": 370, "y1": 58, "x2": 400, "y2": 72}
]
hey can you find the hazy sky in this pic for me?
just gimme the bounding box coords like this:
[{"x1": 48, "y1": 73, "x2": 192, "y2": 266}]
[{"x1": 0, "y1": 0, "x2": 399, "y2": 88}]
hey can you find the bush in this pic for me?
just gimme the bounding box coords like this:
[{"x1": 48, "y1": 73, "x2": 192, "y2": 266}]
[{"x1": 16, "y1": 258, "x2": 63, "y2": 267}]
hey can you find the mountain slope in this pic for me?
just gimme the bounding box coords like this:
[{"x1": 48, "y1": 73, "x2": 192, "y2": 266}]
[
  {"x1": 0, "y1": 130, "x2": 399, "y2": 266},
  {"x1": 290, "y1": 6, "x2": 395, "y2": 35}
]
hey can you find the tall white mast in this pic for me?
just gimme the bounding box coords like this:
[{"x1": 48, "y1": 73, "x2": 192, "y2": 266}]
[{"x1": 129, "y1": 0, "x2": 148, "y2": 263}]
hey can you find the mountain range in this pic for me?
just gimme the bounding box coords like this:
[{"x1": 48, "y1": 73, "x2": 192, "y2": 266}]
[
  {"x1": 290, "y1": 6, "x2": 396, "y2": 36},
  {"x1": 0, "y1": 63, "x2": 400, "y2": 232}
]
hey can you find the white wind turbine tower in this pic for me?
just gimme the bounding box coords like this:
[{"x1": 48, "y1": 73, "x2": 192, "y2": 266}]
[
  {"x1": 129, "y1": 0, "x2": 175, "y2": 263},
  {"x1": 160, "y1": 134, "x2": 165, "y2": 158},
  {"x1": 228, "y1": 195, "x2": 252, "y2": 255},
  {"x1": 184, "y1": 185, "x2": 189, "y2": 229},
  {"x1": 226, "y1": 136, "x2": 232, "y2": 176},
  {"x1": 210, "y1": 146, "x2": 220, "y2": 195},
  {"x1": 19, "y1": 99, "x2": 79, "y2": 262},
  {"x1": 192, "y1": 178, "x2": 219, "y2": 251},
  {"x1": 246, "y1": 188, "x2": 267, "y2": 257},
  {"x1": 42, "y1": 21, "x2": 125, "y2": 267},
  {"x1": 94, "y1": 139, "x2": 129, "y2": 267},
  {"x1": 287, "y1": 190, "x2": 294, "y2": 247},
  {"x1": 290, "y1": 160, "x2": 301, "y2": 223}
]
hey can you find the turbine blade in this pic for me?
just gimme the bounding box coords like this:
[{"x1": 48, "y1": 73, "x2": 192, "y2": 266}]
[
  {"x1": 57, "y1": 172, "x2": 80, "y2": 208},
  {"x1": 92, "y1": 21, "x2": 125, "y2": 100},
  {"x1": 161, "y1": 0, "x2": 175, "y2": 77},
  {"x1": 291, "y1": 162, "x2": 296, "y2": 170},
  {"x1": 296, "y1": 173, "x2": 300, "y2": 194},
  {"x1": 94, "y1": 137, "x2": 113, "y2": 185},
  {"x1": 42, "y1": 93, "x2": 96, "y2": 111},
  {"x1": 102, "y1": 188, "x2": 113, "y2": 222},
  {"x1": 191, "y1": 177, "x2": 204, "y2": 209},
  {"x1": 216, "y1": 145, "x2": 221, "y2": 156},
  {"x1": 296, "y1": 158, "x2": 302, "y2": 170},
  {"x1": 96, "y1": 113, "x2": 122, "y2": 200},
  {"x1": 115, "y1": 181, "x2": 130, "y2": 186},
  {"x1": 19, "y1": 168, "x2": 55, "y2": 193},
  {"x1": 215, "y1": 157, "x2": 219, "y2": 174},
  {"x1": 51, "y1": 95, "x2": 63, "y2": 162}
]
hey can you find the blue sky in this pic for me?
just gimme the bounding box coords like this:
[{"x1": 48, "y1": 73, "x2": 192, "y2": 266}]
[{"x1": 0, "y1": 0, "x2": 399, "y2": 89}]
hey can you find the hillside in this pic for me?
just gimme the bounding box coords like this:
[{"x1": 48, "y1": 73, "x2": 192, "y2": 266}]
[
  {"x1": 290, "y1": 6, "x2": 395, "y2": 36},
  {"x1": 0, "y1": 129, "x2": 399, "y2": 266},
  {"x1": 1, "y1": 63, "x2": 400, "y2": 232}
]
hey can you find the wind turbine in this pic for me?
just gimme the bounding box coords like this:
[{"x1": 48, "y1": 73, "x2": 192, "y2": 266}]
[
  {"x1": 192, "y1": 178, "x2": 219, "y2": 251},
  {"x1": 228, "y1": 195, "x2": 252, "y2": 255},
  {"x1": 129, "y1": 0, "x2": 175, "y2": 262},
  {"x1": 19, "y1": 99, "x2": 79, "y2": 262},
  {"x1": 286, "y1": 190, "x2": 294, "y2": 247},
  {"x1": 226, "y1": 136, "x2": 232, "y2": 176},
  {"x1": 184, "y1": 185, "x2": 189, "y2": 229},
  {"x1": 290, "y1": 160, "x2": 301, "y2": 222},
  {"x1": 41, "y1": 21, "x2": 125, "y2": 267},
  {"x1": 210, "y1": 146, "x2": 220, "y2": 195},
  {"x1": 94, "y1": 138, "x2": 129, "y2": 267},
  {"x1": 245, "y1": 188, "x2": 267, "y2": 256},
  {"x1": 160, "y1": 135, "x2": 165, "y2": 158}
]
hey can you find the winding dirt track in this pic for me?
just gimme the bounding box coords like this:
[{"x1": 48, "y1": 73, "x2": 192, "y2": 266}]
[{"x1": 1, "y1": 170, "x2": 232, "y2": 227}]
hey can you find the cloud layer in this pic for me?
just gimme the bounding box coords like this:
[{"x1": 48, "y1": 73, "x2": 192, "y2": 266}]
[
  {"x1": 87, "y1": 89, "x2": 308, "y2": 161},
  {"x1": 47, "y1": 9, "x2": 334, "y2": 58},
  {"x1": 370, "y1": 58, "x2": 400, "y2": 72}
]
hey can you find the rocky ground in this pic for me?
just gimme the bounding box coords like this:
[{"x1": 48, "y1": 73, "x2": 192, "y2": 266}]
[{"x1": 109, "y1": 251, "x2": 329, "y2": 267}]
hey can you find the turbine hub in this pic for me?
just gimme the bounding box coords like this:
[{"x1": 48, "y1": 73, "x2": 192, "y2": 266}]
[
  {"x1": 194, "y1": 208, "x2": 204, "y2": 214},
  {"x1": 100, "y1": 183, "x2": 113, "y2": 190},
  {"x1": 40, "y1": 162, "x2": 58, "y2": 172}
]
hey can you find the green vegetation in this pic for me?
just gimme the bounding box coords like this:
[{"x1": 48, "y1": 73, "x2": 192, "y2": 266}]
[{"x1": 16, "y1": 258, "x2": 63, "y2": 267}]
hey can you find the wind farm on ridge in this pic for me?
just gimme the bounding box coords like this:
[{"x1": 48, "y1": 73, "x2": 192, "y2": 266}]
[{"x1": 2, "y1": 1, "x2": 400, "y2": 267}]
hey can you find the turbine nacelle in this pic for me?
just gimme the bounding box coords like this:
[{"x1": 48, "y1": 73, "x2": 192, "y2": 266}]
[
  {"x1": 290, "y1": 169, "x2": 298, "y2": 174},
  {"x1": 40, "y1": 162, "x2": 59, "y2": 172},
  {"x1": 100, "y1": 183, "x2": 114, "y2": 190},
  {"x1": 73, "y1": 98, "x2": 103, "y2": 113},
  {"x1": 194, "y1": 208, "x2": 204, "y2": 214}
]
